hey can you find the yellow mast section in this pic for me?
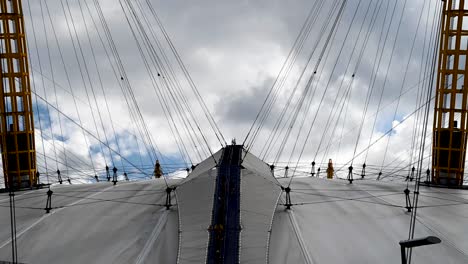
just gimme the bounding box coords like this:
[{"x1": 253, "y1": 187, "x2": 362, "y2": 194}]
[
  {"x1": 0, "y1": 0, "x2": 36, "y2": 188},
  {"x1": 432, "y1": 0, "x2": 468, "y2": 186}
]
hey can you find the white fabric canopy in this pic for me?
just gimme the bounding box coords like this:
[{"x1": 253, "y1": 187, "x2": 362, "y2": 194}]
[{"x1": 0, "y1": 149, "x2": 467, "y2": 263}]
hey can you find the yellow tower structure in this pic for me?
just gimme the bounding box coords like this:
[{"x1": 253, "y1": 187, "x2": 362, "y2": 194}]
[
  {"x1": 0, "y1": 0, "x2": 36, "y2": 189},
  {"x1": 432, "y1": 0, "x2": 468, "y2": 186}
]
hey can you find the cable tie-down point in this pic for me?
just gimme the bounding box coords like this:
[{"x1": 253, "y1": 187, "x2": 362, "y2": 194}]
[
  {"x1": 106, "y1": 165, "x2": 110, "y2": 182},
  {"x1": 361, "y1": 163, "x2": 366, "y2": 179},
  {"x1": 45, "y1": 189, "x2": 53, "y2": 214},
  {"x1": 283, "y1": 186, "x2": 292, "y2": 210},
  {"x1": 165, "y1": 187, "x2": 175, "y2": 210},
  {"x1": 404, "y1": 188, "x2": 412, "y2": 212},
  {"x1": 57, "y1": 169, "x2": 62, "y2": 184},
  {"x1": 347, "y1": 166, "x2": 353, "y2": 184},
  {"x1": 112, "y1": 167, "x2": 118, "y2": 185}
]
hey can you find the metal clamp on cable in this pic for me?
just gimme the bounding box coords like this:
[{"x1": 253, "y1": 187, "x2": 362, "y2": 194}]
[
  {"x1": 311, "y1": 161, "x2": 316, "y2": 177},
  {"x1": 407, "y1": 167, "x2": 415, "y2": 182},
  {"x1": 165, "y1": 187, "x2": 176, "y2": 210},
  {"x1": 347, "y1": 165, "x2": 353, "y2": 184},
  {"x1": 45, "y1": 189, "x2": 53, "y2": 214},
  {"x1": 112, "y1": 167, "x2": 118, "y2": 185},
  {"x1": 282, "y1": 186, "x2": 292, "y2": 210},
  {"x1": 106, "y1": 165, "x2": 111, "y2": 182},
  {"x1": 57, "y1": 169, "x2": 62, "y2": 184},
  {"x1": 404, "y1": 188, "x2": 412, "y2": 212},
  {"x1": 361, "y1": 163, "x2": 366, "y2": 179}
]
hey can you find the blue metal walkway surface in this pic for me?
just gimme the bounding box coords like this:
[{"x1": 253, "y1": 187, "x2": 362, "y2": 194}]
[{"x1": 207, "y1": 145, "x2": 242, "y2": 264}]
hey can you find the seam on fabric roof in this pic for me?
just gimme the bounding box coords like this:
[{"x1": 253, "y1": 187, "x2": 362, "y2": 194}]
[
  {"x1": 174, "y1": 189, "x2": 183, "y2": 264},
  {"x1": 0, "y1": 183, "x2": 132, "y2": 249},
  {"x1": 135, "y1": 208, "x2": 169, "y2": 264},
  {"x1": 265, "y1": 191, "x2": 283, "y2": 264},
  {"x1": 415, "y1": 214, "x2": 468, "y2": 260},
  {"x1": 288, "y1": 207, "x2": 313, "y2": 264}
]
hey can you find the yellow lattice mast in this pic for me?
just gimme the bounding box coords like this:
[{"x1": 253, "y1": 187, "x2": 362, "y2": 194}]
[
  {"x1": 432, "y1": 0, "x2": 468, "y2": 186},
  {"x1": 0, "y1": 0, "x2": 36, "y2": 189}
]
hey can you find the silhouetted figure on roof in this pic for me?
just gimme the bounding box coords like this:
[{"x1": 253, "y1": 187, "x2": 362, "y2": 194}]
[
  {"x1": 154, "y1": 160, "x2": 163, "y2": 178},
  {"x1": 327, "y1": 159, "x2": 334, "y2": 179}
]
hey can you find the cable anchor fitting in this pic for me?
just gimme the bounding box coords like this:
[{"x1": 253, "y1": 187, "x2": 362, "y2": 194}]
[
  {"x1": 112, "y1": 167, "x2": 118, "y2": 185},
  {"x1": 347, "y1": 166, "x2": 353, "y2": 184},
  {"x1": 311, "y1": 161, "x2": 316, "y2": 177},
  {"x1": 377, "y1": 171, "x2": 382, "y2": 180},
  {"x1": 407, "y1": 167, "x2": 415, "y2": 182},
  {"x1": 165, "y1": 187, "x2": 175, "y2": 210},
  {"x1": 45, "y1": 189, "x2": 53, "y2": 214},
  {"x1": 57, "y1": 169, "x2": 62, "y2": 184},
  {"x1": 361, "y1": 163, "x2": 366, "y2": 179},
  {"x1": 282, "y1": 186, "x2": 292, "y2": 210},
  {"x1": 404, "y1": 188, "x2": 412, "y2": 212},
  {"x1": 284, "y1": 166, "x2": 289, "y2": 178},
  {"x1": 106, "y1": 165, "x2": 111, "y2": 182}
]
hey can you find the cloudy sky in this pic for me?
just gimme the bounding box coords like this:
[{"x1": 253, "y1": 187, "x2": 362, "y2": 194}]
[{"x1": 4, "y1": 0, "x2": 446, "y2": 184}]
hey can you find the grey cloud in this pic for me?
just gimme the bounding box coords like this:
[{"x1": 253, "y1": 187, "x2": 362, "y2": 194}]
[{"x1": 20, "y1": 0, "x2": 437, "y2": 175}]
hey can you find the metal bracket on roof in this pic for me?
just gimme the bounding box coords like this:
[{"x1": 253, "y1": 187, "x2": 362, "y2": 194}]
[
  {"x1": 105, "y1": 166, "x2": 110, "y2": 181},
  {"x1": 404, "y1": 188, "x2": 412, "y2": 212},
  {"x1": 165, "y1": 187, "x2": 175, "y2": 210},
  {"x1": 425, "y1": 169, "x2": 430, "y2": 183},
  {"x1": 311, "y1": 161, "x2": 316, "y2": 177},
  {"x1": 361, "y1": 163, "x2": 366, "y2": 179},
  {"x1": 57, "y1": 169, "x2": 62, "y2": 184},
  {"x1": 36, "y1": 171, "x2": 40, "y2": 185},
  {"x1": 407, "y1": 167, "x2": 415, "y2": 182},
  {"x1": 45, "y1": 189, "x2": 53, "y2": 214},
  {"x1": 112, "y1": 167, "x2": 118, "y2": 186},
  {"x1": 283, "y1": 186, "x2": 292, "y2": 210},
  {"x1": 347, "y1": 166, "x2": 353, "y2": 184}
]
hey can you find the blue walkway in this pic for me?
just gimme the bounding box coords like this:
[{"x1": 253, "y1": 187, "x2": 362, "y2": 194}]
[{"x1": 207, "y1": 145, "x2": 242, "y2": 264}]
